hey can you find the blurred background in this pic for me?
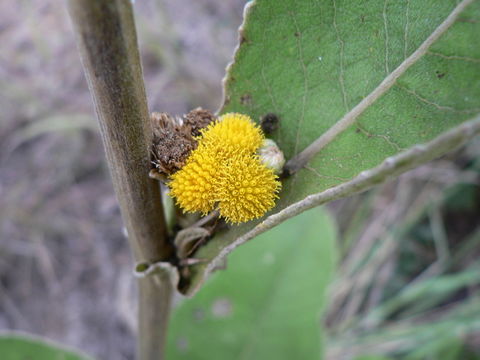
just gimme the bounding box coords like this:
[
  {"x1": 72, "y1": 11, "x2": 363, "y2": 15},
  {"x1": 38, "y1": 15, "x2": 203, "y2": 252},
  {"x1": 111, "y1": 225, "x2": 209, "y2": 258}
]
[{"x1": 0, "y1": 1, "x2": 479, "y2": 359}]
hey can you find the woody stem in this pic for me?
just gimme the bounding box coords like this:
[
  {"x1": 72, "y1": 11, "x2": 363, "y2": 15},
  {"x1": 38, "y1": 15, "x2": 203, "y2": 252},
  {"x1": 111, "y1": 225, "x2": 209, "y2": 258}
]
[{"x1": 66, "y1": 1, "x2": 175, "y2": 359}]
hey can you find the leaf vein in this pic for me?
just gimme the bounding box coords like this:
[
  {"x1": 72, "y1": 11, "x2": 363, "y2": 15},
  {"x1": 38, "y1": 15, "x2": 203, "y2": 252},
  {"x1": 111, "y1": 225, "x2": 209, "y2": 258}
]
[
  {"x1": 261, "y1": 28, "x2": 280, "y2": 113},
  {"x1": 383, "y1": 0, "x2": 390, "y2": 73},
  {"x1": 398, "y1": 85, "x2": 480, "y2": 114},
  {"x1": 305, "y1": 166, "x2": 350, "y2": 181},
  {"x1": 356, "y1": 123, "x2": 404, "y2": 152},
  {"x1": 404, "y1": 0, "x2": 410, "y2": 59},
  {"x1": 427, "y1": 50, "x2": 480, "y2": 63},
  {"x1": 289, "y1": 8, "x2": 309, "y2": 156},
  {"x1": 333, "y1": 0, "x2": 348, "y2": 112}
]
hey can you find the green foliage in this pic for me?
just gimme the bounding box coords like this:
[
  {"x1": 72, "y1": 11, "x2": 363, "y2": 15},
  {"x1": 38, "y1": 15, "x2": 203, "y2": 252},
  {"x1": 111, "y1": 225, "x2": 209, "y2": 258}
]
[
  {"x1": 222, "y1": 0, "x2": 480, "y2": 206},
  {"x1": 0, "y1": 333, "x2": 92, "y2": 360},
  {"x1": 186, "y1": 0, "x2": 480, "y2": 294},
  {"x1": 167, "y1": 208, "x2": 337, "y2": 359}
]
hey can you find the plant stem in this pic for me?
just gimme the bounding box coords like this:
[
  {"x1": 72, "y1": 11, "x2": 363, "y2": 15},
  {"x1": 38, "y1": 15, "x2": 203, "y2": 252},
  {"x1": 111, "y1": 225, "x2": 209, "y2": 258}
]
[{"x1": 66, "y1": 1, "x2": 174, "y2": 359}]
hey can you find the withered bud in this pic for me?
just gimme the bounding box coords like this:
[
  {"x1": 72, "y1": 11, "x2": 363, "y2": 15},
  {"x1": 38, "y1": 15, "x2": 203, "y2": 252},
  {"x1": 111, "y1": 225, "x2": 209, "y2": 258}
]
[
  {"x1": 183, "y1": 107, "x2": 216, "y2": 137},
  {"x1": 151, "y1": 112, "x2": 197, "y2": 176}
]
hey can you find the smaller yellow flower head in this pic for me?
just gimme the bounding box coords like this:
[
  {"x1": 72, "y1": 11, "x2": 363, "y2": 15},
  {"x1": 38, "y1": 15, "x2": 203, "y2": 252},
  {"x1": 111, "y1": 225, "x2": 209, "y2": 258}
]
[
  {"x1": 168, "y1": 112, "x2": 281, "y2": 224},
  {"x1": 199, "y1": 113, "x2": 264, "y2": 155},
  {"x1": 168, "y1": 147, "x2": 219, "y2": 215},
  {"x1": 217, "y1": 154, "x2": 280, "y2": 224}
]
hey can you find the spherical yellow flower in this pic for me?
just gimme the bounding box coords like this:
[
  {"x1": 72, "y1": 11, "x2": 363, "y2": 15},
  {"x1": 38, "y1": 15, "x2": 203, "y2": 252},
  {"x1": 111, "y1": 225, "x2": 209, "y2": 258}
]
[
  {"x1": 216, "y1": 154, "x2": 281, "y2": 224},
  {"x1": 168, "y1": 112, "x2": 281, "y2": 224},
  {"x1": 168, "y1": 146, "x2": 219, "y2": 214},
  {"x1": 199, "y1": 113, "x2": 264, "y2": 155}
]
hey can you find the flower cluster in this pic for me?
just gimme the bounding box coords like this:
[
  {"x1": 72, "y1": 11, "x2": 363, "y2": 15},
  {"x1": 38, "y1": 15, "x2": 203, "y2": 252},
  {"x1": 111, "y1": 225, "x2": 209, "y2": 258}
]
[{"x1": 168, "y1": 113, "x2": 281, "y2": 224}]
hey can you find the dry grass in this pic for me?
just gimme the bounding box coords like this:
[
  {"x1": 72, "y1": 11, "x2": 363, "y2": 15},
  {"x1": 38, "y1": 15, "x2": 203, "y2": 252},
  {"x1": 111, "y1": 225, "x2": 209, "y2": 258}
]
[{"x1": 326, "y1": 144, "x2": 480, "y2": 359}]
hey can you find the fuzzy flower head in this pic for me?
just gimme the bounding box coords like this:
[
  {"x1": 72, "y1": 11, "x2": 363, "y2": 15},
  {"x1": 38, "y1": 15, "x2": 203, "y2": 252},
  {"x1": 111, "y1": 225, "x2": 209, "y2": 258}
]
[
  {"x1": 199, "y1": 113, "x2": 264, "y2": 155},
  {"x1": 168, "y1": 147, "x2": 219, "y2": 215},
  {"x1": 168, "y1": 113, "x2": 281, "y2": 224},
  {"x1": 216, "y1": 154, "x2": 280, "y2": 223}
]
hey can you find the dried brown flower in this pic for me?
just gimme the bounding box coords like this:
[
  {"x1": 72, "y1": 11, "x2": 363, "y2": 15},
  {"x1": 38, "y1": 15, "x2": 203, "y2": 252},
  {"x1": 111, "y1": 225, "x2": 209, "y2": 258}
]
[
  {"x1": 151, "y1": 112, "x2": 196, "y2": 176},
  {"x1": 183, "y1": 107, "x2": 216, "y2": 137},
  {"x1": 150, "y1": 109, "x2": 217, "y2": 177}
]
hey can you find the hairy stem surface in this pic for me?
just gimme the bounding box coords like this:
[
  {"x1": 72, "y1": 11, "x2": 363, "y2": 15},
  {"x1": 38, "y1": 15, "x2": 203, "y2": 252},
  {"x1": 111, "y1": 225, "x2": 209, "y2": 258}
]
[{"x1": 66, "y1": 1, "x2": 174, "y2": 359}]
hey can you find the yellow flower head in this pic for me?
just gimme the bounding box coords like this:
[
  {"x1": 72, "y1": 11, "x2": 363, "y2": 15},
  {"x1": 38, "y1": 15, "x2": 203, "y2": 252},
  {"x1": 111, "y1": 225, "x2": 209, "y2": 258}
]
[
  {"x1": 199, "y1": 113, "x2": 264, "y2": 155},
  {"x1": 168, "y1": 112, "x2": 281, "y2": 224},
  {"x1": 217, "y1": 154, "x2": 280, "y2": 223},
  {"x1": 168, "y1": 147, "x2": 219, "y2": 215}
]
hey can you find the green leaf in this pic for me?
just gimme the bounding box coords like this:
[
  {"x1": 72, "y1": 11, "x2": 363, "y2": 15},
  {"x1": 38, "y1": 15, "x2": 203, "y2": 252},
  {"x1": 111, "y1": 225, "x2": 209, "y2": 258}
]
[
  {"x1": 0, "y1": 333, "x2": 93, "y2": 360},
  {"x1": 167, "y1": 208, "x2": 337, "y2": 359},
  {"x1": 181, "y1": 0, "x2": 480, "y2": 295}
]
